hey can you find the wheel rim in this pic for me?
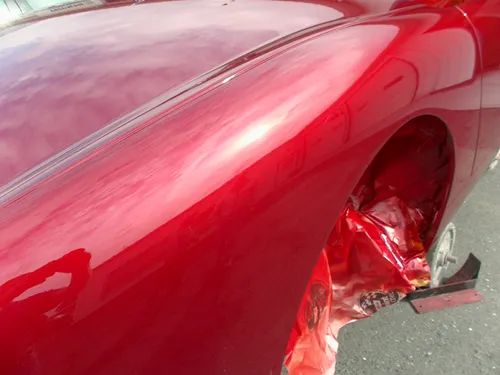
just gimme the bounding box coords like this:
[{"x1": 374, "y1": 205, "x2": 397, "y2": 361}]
[{"x1": 429, "y1": 223, "x2": 456, "y2": 288}]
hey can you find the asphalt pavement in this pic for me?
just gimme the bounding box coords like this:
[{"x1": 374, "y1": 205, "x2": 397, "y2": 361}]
[{"x1": 335, "y1": 168, "x2": 500, "y2": 375}]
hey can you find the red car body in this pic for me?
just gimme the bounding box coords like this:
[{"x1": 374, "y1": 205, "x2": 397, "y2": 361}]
[{"x1": 0, "y1": 0, "x2": 499, "y2": 374}]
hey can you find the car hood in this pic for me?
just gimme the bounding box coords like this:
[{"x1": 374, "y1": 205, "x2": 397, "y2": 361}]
[
  {"x1": 0, "y1": 0, "x2": 413, "y2": 187},
  {"x1": 0, "y1": 0, "x2": 360, "y2": 186}
]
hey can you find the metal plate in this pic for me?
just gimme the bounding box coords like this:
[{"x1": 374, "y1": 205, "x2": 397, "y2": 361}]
[{"x1": 409, "y1": 289, "x2": 484, "y2": 314}]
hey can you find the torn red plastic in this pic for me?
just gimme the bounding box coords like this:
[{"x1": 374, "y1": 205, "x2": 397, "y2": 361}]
[
  {"x1": 284, "y1": 198, "x2": 430, "y2": 374},
  {"x1": 284, "y1": 121, "x2": 452, "y2": 374}
]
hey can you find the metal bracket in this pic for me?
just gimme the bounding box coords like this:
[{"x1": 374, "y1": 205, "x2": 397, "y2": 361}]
[{"x1": 406, "y1": 253, "x2": 484, "y2": 313}]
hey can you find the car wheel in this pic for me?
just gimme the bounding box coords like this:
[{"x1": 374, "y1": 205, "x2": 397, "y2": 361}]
[{"x1": 426, "y1": 222, "x2": 457, "y2": 288}]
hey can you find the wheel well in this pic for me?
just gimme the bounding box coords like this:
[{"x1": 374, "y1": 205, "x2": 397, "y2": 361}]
[{"x1": 350, "y1": 115, "x2": 455, "y2": 247}]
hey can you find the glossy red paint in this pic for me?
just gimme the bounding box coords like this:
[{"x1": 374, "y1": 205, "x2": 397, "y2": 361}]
[
  {"x1": 456, "y1": 0, "x2": 500, "y2": 176},
  {"x1": 0, "y1": 1, "x2": 499, "y2": 374},
  {"x1": 0, "y1": 0, "x2": 347, "y2": 187}
]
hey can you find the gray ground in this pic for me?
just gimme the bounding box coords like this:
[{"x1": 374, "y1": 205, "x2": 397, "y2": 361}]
[{"x1": 335, "y1": 168, "x2": 500, "y2": 375}]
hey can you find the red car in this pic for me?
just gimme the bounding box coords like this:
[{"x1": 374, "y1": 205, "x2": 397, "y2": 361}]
[{"x1": 1, "y1": 0, "x2": 499, "y2": 374}]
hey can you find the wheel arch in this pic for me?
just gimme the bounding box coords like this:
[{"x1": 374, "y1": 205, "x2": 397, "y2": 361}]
[
  {"x1": 352, "y1": 114, "x2": 456, "y2": 247},
  {"x1": 283, "y1": 114, "x2": 457, "y2": 371}
]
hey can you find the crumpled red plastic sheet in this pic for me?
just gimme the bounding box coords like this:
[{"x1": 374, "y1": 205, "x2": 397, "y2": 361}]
[{"x1": 284, "y1": 197, "x2": 431, "y2": 375}]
